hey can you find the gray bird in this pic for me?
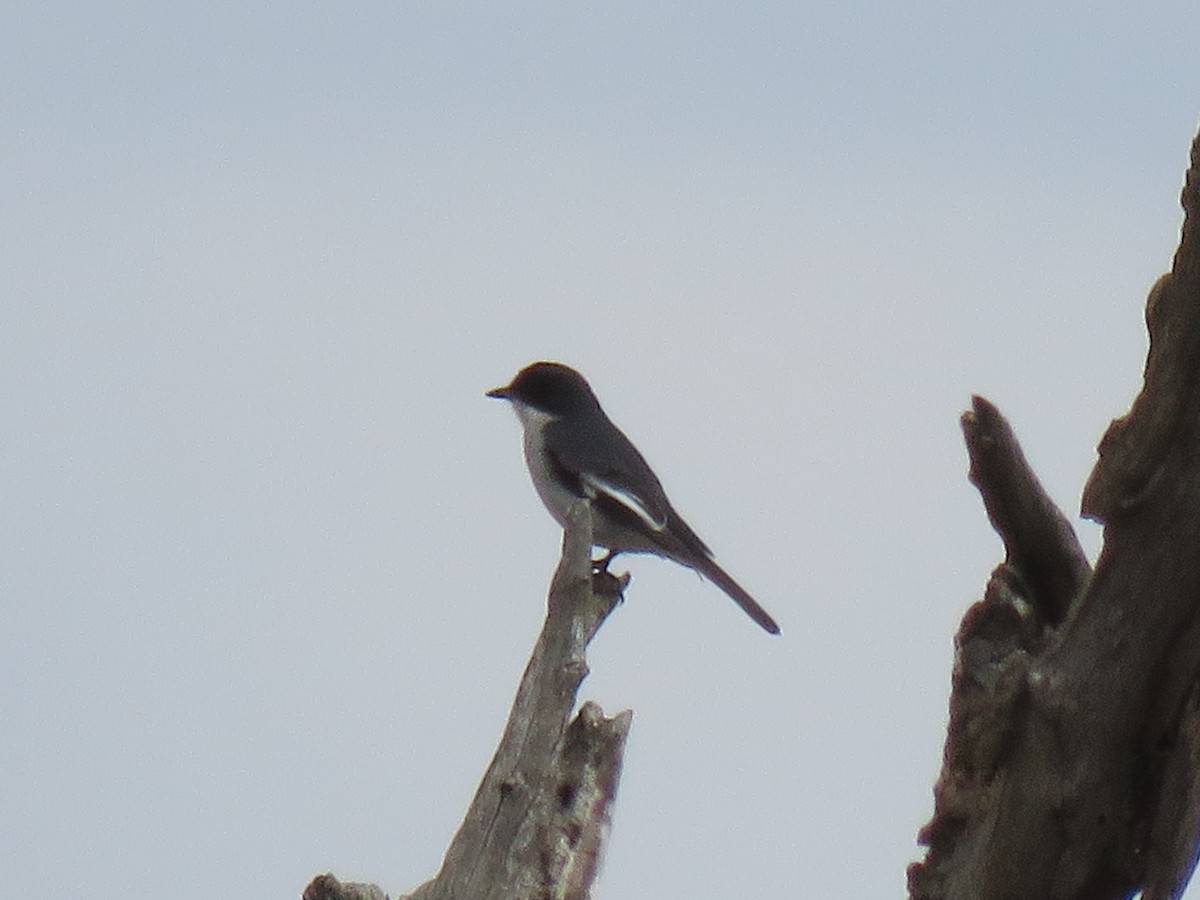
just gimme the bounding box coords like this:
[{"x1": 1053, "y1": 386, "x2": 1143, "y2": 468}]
[{"x1": 487, "y1": 361, "x2": 780, "y2": 634}]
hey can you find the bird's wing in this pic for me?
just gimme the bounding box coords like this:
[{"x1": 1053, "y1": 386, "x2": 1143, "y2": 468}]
[
  {"x1": 545, "y1": 414, "x2": 713, "y2": 560},
  {"x1": 545, "y1": 415, "x2": 674, "y2": 532},
  {"x1": 579, "y1": 471, "x2": 668, "y2": 533}
]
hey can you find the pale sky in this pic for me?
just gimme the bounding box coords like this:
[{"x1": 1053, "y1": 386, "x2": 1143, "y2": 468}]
[{"x1": 3, "y1": 4, "x2": 1198, "y2": 898}]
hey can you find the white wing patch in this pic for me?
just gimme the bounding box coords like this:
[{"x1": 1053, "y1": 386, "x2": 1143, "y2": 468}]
[{"x1": 582, "y1": 473, "x2": 668, "y2": 532}]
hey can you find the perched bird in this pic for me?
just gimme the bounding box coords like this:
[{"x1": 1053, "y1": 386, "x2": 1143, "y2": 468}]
[{"x1": 487, "y1": 361, "x2": 780, "y2": 634}]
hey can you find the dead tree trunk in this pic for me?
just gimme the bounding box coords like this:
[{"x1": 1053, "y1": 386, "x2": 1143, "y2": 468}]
[
  {"x1": 305, "y1": 502, "x2": 631, "y2": 900},
  {"x1": 910, "y1": 128, "x2": 1200, "y2": 899}
]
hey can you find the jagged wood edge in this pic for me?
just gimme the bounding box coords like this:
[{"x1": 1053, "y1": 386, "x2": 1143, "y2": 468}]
[
  {"x1": 910, "y1": 129, "x2": 1200, "y2": 900},
  {"x1": 305, "y1": 501, "x2": 631, "y2": 900}
]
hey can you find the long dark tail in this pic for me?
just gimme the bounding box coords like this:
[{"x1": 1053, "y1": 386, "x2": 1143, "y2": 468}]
[{"x1": 694, "y1": 555, "x2": 781, "y2": 635}]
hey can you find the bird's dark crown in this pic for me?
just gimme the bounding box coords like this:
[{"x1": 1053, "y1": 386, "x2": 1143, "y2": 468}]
[{"x1": 503, "y1": 361, "x2": 598, "y2": 414}]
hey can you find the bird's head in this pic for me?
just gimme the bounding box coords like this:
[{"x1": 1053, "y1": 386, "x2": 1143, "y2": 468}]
[{"x1": 487, "y1": 361, "x2": 599, "y2": 417}]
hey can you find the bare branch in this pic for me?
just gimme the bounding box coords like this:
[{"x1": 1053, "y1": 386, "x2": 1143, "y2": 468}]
[
  {"x1": 912, "y1": 128, "x2": 1200, "y2": 900},
  {"x1": 305, "y1": 500, "x2": 630, "y2": 900},
  {"x1": 962, "y1": 395, "x2": 1091, "y2": 624}
]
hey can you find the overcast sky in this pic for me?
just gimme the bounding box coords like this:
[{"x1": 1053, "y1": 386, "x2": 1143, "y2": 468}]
[{"x1": 3, "y1": 4, "x2": 1198, "y2": 898}]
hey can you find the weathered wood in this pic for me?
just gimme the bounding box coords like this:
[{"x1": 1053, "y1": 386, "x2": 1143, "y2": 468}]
[
  {"x1": 963, "y1": 394, "x2": 1091, "y2": 625},
  {"x1": 912, "y1": 128, "x2": 1200, "y2": 900},
  {"x1": 305, "y1": 501, "x2": 631, "y2": 900},
  {"x1": 304, "y1": 874, "x2": 388, "y2": 900}
]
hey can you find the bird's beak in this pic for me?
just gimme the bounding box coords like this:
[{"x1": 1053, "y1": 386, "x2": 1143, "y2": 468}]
[{"x1": 486, "y1": 384, "x2": 511, "y2": 400}]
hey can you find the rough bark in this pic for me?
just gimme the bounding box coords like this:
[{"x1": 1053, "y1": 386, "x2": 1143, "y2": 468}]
[
  {"x1": 304, "y1": 501, "x2": 631, "y2": 900},
  {"x1": 910, "y1": 129, "x2": 1200, "y2": 900}
]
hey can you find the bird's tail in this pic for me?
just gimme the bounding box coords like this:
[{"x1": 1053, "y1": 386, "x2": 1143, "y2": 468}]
[{"x1": 695, "y1": 556, "x2": 781, "y2": 635}]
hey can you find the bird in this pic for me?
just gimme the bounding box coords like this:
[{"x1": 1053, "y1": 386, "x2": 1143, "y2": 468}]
[{"x1": 487, "y1": 361, "x2": 780, "y2": 634}]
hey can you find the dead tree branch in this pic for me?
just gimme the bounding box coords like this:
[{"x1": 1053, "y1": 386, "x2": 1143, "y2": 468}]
[
  {"x1": 306, "y1": 501, "x2": 631, "y2": 900},
  {"x1": 911, "y1": 128, "x2": 1200, "y2": 900}
]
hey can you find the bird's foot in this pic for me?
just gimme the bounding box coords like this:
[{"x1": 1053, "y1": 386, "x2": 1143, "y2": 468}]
[
  {"x1": 591, "y1": 549, "x2": 617, "y2": 573},
  {"x1": 590, "y1": 550, "x2": 628, "y2": 601}
]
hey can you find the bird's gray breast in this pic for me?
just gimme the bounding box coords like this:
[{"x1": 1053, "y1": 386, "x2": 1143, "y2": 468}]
[{"x1": 515, "y1": 405, "x2": 577, "y2": 529}]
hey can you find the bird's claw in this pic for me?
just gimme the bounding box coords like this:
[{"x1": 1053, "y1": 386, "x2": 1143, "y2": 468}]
[{"x1": 591, "y1": 549, "x2": 617, "y2": 574}]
